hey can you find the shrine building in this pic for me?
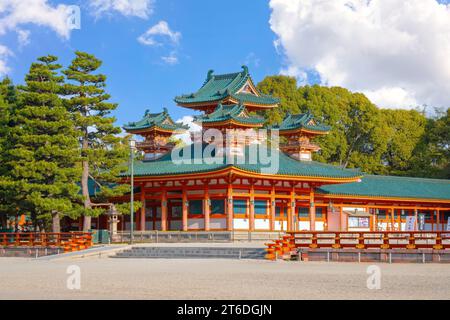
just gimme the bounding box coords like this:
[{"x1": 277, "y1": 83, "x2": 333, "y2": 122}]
[{"x1": 109, "y1": 66, "x2": 450, "y2": 233}]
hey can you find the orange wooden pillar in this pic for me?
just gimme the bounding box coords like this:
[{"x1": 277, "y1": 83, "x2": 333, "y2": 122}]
[
  {"x1": 270, "y1": 185, "x2": 276, "y2": 231},
  {"x1": 204, "y1": 186, "x2": 210, "y2": 231},
  {"x1": 161, "y1": 189, "x2": 168, "y2": 231},
  {"x1": 287, "y1": 188, "x2": 294, "y2": 231},
  {"x1": 182, "y1": 187, "x2": 188, "y2": 231},
  {"x1": 140, "y1": 187, "x2": 146, "y2": 231},
  {"x1": 227, "y1": 184, "x2": 233, "y2": 231},
  {"x1": 436, "y1": 209, "x2": 440, "y2": 231},
  {"x1": 249, "y1": 184, "x2": 255, "y2": 231},
  {"x1": 414, "y1": 208, "x2": 418, "y2": 231},
  {"x1": 309, "y1": 188, "x2": 316, "y2": 231},
  {"x1": 390, "y1": 207, "x2": 395, "y2": 231}
]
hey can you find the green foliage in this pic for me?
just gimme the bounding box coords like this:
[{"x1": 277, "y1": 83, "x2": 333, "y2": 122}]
[
  {"x1": 257, "y1": 75, "x2": 448, "y2": 177},
  {"x1": 407, "y1": 109, "x2": 450, "y2": 178},
  {"x1": 115, "y1": 201, "x2": 142, "y2": 216},
  {"x1": 63, "y1": 51, "x2": 131, "y2": 228},
  {"x1": 0, "y1": 78, "x2": 16, "y2": 218},
  {"x1": 4, "y1": 55, "x2": 81, "y2": 231},
  {"x1": 379, "y1": 109, "x2": 426, "y2": 174},
  {"x1": 256, "y1": 76, "x2": 301, "y2": 125}
]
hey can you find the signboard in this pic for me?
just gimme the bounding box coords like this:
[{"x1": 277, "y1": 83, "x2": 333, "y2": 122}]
[
  {"x1": 405, "y1": 216, "x2": 416, "y2": 231},
  {"x1": 343, "y1": 207, "x2": 366, "y2": 213},
  {"x1": 418, "y1": 214, "x2": 425, "y2": 231}
]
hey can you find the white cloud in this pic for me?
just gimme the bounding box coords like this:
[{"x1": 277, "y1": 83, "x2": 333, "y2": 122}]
[
  {"x1": 244, "y1": 52, "x2": 261, "y2": 68},
  {"x1": 0, "y1": 0, "x2": 74, "y2": 39},
  {"x1": 279, "y1": 65, "x2": 308, "y2": 86},
  {"x1": 269, "y1": 0, "x2": 450, "y2": 110},
  {"x1": 0, "y1": 45, "x2": 12, "y2": 76},
  {"x1": 137, "y1": 20, "x2": 181, "y2": 46},
  {"x1": 175, "y1": 116, "x2": 201, "y2": 145},
  {"x1": 363, "y1": 87, "x2": 418, "y2": 110},
  {"x1": 89, "y1": 0, "x2": 154, "y2": 19},
  {"x1": 161, "y1": 51, "x2": 179, "y2": 65},
  {"x1": 17, "y1": 29, "x2": 31, "y2": 47}
]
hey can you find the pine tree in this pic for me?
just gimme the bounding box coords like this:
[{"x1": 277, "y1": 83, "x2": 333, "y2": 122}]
[
  {"x1": 0, "y1": 78, "x2": 13, "y2": 175},
  {"x1": 63, "y1": 51, "x2": 130, "y2": 231},
  {"x1": 0, "y1": 78, "x2": 16, "y2": 228},
  {"x1": 7, "y1": 55, "x2": 81, "y2": 232}
]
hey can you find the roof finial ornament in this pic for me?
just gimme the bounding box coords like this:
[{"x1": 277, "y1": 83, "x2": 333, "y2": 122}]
[
  {"x1": 144, "y1": 109, "x2": 150, "y2": 116},
  {"x1": 241, "y1": 65, "x2": 249, "y2": 74},
  {"x1": 207, "y1": 69, "x2": 214, "y2": 81},
  {"x1": 163, "y1": 107, "x2": 168, "y2": 114}
]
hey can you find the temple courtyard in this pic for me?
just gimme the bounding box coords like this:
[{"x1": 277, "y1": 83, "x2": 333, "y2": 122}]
[{"x1": 0, "y1": 256, "x2": 449, "y2": 299}]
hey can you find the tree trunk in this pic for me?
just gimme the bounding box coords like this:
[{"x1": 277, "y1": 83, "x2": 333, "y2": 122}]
[
  {"x1": 0, "y1": 214, "x2": 6, "y2": 229},
  {"x1": 81, "y1": 136, "x2": 92, "y2": 232},
  {"x1": 52, "y1": 211, "x2": 61, "y2": 233},
  {"x1": 83, "y1": 216, "x2": 91, "y2": 231}
]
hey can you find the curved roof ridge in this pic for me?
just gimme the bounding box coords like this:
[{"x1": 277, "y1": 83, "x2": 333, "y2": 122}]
[
  {"x1": 174, "y1": 66, "x2": 279, "y2": 107},
  {"x1": 318, "y1": 173, "x2": 450, "y2": 201},
  {"x1": 121, "y1": 143, "x2": 362, "y2": 180},
  {"x1": 274, "y1": 110, "x2": 330, "y2": 132},
  {"x1": 363, "y1": 174, "x2": 450, "y2": 183},
  {"x1": 124, "y1": 108, "x2": 189, "y2": 132}
]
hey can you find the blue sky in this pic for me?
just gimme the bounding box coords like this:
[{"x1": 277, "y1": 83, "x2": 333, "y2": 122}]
[
  {"x1": 1, "y1": 0, "x2": 285, "y2": 126},
  {"x1": 1, "y1": 0, "x2": 449, "y2": 124}
]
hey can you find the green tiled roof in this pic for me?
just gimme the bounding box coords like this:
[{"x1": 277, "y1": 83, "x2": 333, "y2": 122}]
[
  {"x1": 123, "y1": 108, "x2": 189, "y2": 132},
  {"x1": 318, "y1": 175, "x2": 450, "y2": 201},
  {"x1": 174, "y1": 66, "x2": 280, "y2": 106},
  {"x1": 272, "y1": 112, "x2": 330, "y2": 133},
  {"x1": 120, "y1": 143, "x2": 361, "y2": 180},
  {"x1": 194, "y1": 103, "x2": 265, "y2": 125},
  {"x1": 87, "y1": 178, "x2": 101, "y2": 197}
]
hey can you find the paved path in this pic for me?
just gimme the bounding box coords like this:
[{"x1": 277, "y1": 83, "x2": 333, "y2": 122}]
[{"x1": 0, "y1": 257, "x2": 448, "y2": 299}]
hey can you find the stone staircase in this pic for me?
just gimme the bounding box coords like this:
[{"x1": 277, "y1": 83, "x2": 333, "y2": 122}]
[{"x1": 113, "y1": 246, "x2": 266, "y2": 259}]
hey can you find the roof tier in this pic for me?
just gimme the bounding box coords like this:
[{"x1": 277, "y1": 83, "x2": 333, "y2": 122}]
[
  {"x1": 120, "y1": 143, "x2": 362, "y2": 182},
  {"x1": 174, "y1": 66, "x2": 280, "y2": 110},
  {"x1": 194, "y1": 103, "x2": 265, "y2": 128},
  {"x1": 318, "y1": 175, "x2": 450, "y2": 202},
  {"x1": 272, "y1": 112, "x2": 330, "y2": 135},
  {"x1": 123, "y1": 108, "x2": 189, "y2": 134}
]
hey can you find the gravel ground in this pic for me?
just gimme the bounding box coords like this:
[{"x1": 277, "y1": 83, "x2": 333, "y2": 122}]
[{"x1": 0, "y1": 257, "x2": 449, "y2": 299}]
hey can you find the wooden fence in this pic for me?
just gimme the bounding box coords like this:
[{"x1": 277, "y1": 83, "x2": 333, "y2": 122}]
[
  {"x1": 0, "y1": 232, "x2": 93, "y2": 252},
  {"x1": 288, "y1": 231, "x2": 450, "y2": 250},
  {"x1": 265, "y1": 231, "x2": 450, "y2": 261}
]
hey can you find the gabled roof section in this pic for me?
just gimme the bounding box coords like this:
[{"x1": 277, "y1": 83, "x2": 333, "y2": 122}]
[
  {"x1": 194, "y1": 103, "x2": 265, "y2": 126},
  {"x1": 119, "y1": 143, "x2": 362, "y2": 182},
  {"x1": 272, "y1": 112, "x2": 330, "y2": 134},
  {"x1": 318, "y1": 175, "x2": 450, "y2": 202},
  {"x1": 123, "y1": 108, "x2": 189, "y2": 133},
  {"x1": 174, "y1": 66, "x2": 280, "y2": 108}
]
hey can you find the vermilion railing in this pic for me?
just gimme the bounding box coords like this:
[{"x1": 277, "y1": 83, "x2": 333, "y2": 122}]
[
  {"x1": 0, "y1": 232, "x2": 93, "y2": 252},
  {"x1": 287, "y1": 231, "x2": 450, "y2": 250},
  {"x1": 265, "y1": 231, "x2": 450, "y2": 260}
]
